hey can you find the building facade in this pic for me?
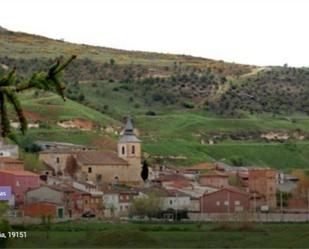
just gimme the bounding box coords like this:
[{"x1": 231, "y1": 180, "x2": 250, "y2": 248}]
[
  {"x1": 200, "y1": 187, "x2": 250, "y2": 213},
  {"x1": 248, "y1": 168, "x2": 277, "y2": 209},
  {"x1": 0, "y1": 170, "x2": 40, "y2": 205}
]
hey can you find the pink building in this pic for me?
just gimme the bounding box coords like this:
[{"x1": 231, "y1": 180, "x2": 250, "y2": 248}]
[{"x1": 0, "y1": 170, "x2": 40, "y2": 205}]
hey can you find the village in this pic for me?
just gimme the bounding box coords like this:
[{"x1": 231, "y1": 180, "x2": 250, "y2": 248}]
[{"x1": 0, "y1": 118, "x2": 308, "y2": 223}]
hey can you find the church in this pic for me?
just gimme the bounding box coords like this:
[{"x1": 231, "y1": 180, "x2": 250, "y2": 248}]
[{"x1": 75, "y1": 117, "x2": 143, "y2": 185}]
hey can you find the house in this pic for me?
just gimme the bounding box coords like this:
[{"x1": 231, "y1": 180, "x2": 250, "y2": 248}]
[
  {"x1": 0, "y1": 157, "x2": 24, "y2": 171},
  {"x1": 118, "y1": 189, "x2": 140, "y2": 216},
  {"x1": 198, "y1": 170, "x2": 229, "y2": 188},
  {"x1": 21, "y1": 201, "x2": 64, "y2": 218},
  {"x1": 102, "y1": 187, "x2": 120, "y2": 218},
  {"x1": 0, "y1": 140, "x2": 18, "y2": 158},
  {"x1": 160, "y1": 189, "x2": 191, "y2": 211},
  {"x1": 0, "y1": 170, "x2": 40, "y2": 205},
  {"x1": 37, "y1": 141, "x2": 87, "y2": 151},
  {"x1": 248, "y1": 168, "x2": 277, "y2": 209},
  {"x1": 24, "y1": 184, "x2": 86, "y2": 218},
  {"x1": 39, "y1": 149, "x2": 79, "y2": 176},
  {"x1": 200, "y1": 187, "x2": 250, "y2": 213},
  {"x1": 76, "y1": 118, "x2": 143, "y2": 185}
]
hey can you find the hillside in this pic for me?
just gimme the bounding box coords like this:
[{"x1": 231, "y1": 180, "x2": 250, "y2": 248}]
[{"x1": 1, "y1": 27, "x2": 309, "y2": 170}]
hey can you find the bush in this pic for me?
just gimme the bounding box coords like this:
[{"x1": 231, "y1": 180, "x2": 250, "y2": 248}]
[
  {"x1": 145, "y1": 111, "x2": 156, "y2": 116},
  {"x1": 230, "y1": 155, "x2": 245, "y2": 166},
  {"x1": 183, "y1": 102, "x2": 195, "y2": 109},
  {"x1": 0, "y1": 219, "x2": 10, "y2": 248}
]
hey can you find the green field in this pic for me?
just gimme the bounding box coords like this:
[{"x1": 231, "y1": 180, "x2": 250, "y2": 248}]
[
  {"x1": 14, "y1": 92, "x2": 309, "y2": 169},
  {"x1": 9, "y1": 221, "x2": 309, "y2": 248}
]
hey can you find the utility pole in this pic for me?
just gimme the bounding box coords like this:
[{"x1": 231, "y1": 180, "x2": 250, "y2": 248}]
[
  {"x1": 280, "y1": 191, "x2": 283, "y2": 222},
  {"x1": 307, "y1": 189, "x2": 309, "y2": 223},
  {"x1": 200, "y1": 193, "x2": 203, "y2": 221},
  {"x1": 227, "y1": 191, "x2": 230, "y2": 214}
]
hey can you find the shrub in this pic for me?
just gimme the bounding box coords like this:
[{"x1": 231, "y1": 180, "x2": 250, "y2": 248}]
[
  {"x1": 230, "y1": 155, "x2": 245, "y2": 166},
  {"x1": 145, "y1": 111, "x2": 156, "y2": 116},
  {"x1": 183, "y1": 102, "x2": 195, "y2": 109}
]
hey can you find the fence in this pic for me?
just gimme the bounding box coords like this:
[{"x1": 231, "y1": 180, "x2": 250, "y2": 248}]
[{"x1": 188, "y1": 212, "x2": 309, "y2": 222}]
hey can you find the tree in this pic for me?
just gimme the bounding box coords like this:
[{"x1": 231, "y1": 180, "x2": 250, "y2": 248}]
[
  {"x1": 130, "y1": 192, "x2": 161, "y2": 219},
  {"x1": 291, "y1": 169, "x2": 309, "y2": 198},
  {"x1": 0, "y1": 202, "x2": 10, "y2": 248},
  {"x1": 141, "y1": 160, "x2": 149, "y2": 182},
  {"x1": 0, "y1": 55, "x2": 76, "y2": 138},
  {"x1": 110, "y1": 58, "x2": 115, "y2": 66}
]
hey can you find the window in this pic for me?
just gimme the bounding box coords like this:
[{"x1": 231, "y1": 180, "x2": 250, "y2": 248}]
[
  {"x1": 235, "y1": 201, "x2": 240, "y2": 206},
  {"x1": 224, "y1": 201, "x2": 229, "y2": 206},
  {"x1": 88, "y1": 167, "x2": 92, "y2": 173},
  {"x1": 132, "y1": 145, "x2": 135, "y2": 154},
  {"x1": 169, "y1": 200, "x2": 173, "y2": 205},
  {"x1": 122, "y1": 146, "x2": 125, "y2": 155},
  {"x1": 56, "y1": 157, "x2": 60, "y2": 163},
  {"x1": 216, "y1": 201, "x2": 220, "y2": 206}
]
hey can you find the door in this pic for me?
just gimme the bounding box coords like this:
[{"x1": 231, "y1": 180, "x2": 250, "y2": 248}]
[{"x1": 57, "y1": 208, "x2": 64, "y2": 218}]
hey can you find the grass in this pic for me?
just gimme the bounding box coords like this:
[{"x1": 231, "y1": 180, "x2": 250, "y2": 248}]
[
  {"x1": 19, "y1": 91, "x2": 118, "y2": 126},
  {"x1": 9, "y1": 221, "x2": 309, "y2": 248},
  {"x1": 12, "y1": 92, "x2": 309, "y2": 169},
  {"x1": 0, "y1": 28, "x2": 253, "y2": 71}
]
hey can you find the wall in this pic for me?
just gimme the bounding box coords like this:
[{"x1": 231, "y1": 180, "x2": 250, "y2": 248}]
[
  {"x1": 201, "y1": 189, "x2": 250, "y2": 213},
  {"x1": 25, "y1": 186, "x2": 64, "y2": 205},
  {"x1": 22, "y1": 202, "x2": 57, "y2": 218},
  {"x1": 0, "y1": 172, "x2": 40, "y2": 205},
  {"x1": 39, "y1": 153, "x2": 72, "y2": 175},
  {"x1": 248, "y1": 169, "x2": 277, "y2": 209},
  {"x1": 199, "y1": 176, "x2": 228, "y2": 188}
]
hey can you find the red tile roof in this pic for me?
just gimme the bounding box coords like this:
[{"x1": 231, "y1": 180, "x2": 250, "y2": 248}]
[
  {"x1": 183, "y1": 163, "x2": 216, "y2": 171},
  {"x1": 76, "y1": 151, "x2": 128, "y2": 166},
  {"x1": 164, "y1": 180, "x2": 193, "y2": 189},
  {"x1": 200, "y1": 170, "x2": 228, "y2": 177},
  {"x1": 0, "y1": 170, "x2": 38, "y2": 176},
  {"x1": 204, "y1": 186, "x2": 249, "y2": 197},
  {"x1": 0, "y1": 157, "x2": 23, "y2": 164}
]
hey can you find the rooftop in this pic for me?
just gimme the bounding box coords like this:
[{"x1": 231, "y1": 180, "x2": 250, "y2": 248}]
[
  {"x1": 0, "y1": 157, "x2": 23, "y2": 164},
  {"x1": 119, "y1": 117, "x2": 141, "y2": 143},
  {"x1": 76, "y1": 150, "x2": 128, "y2": 166},
  {"x1": 0, "y1": 169, "x2": 38, "y2": 176}
]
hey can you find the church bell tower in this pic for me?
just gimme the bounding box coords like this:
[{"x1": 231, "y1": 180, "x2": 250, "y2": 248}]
[{"x1": 118, "y1": 117, "x2": 142, "y2": 183}]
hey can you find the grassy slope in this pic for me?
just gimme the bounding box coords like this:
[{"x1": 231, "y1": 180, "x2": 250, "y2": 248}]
[
  {"x1": 0, "y1": 28, "x2": 251, "y2": 71},
  {"x1": 1, "y1": 28, "x2": 309, "y2": 169},
  {"x1": 15, "y1": 91, "x2": 119, "y2": 146},
  {"x1": 135, "y1": 113, "x2": 309, "y2": 168}
]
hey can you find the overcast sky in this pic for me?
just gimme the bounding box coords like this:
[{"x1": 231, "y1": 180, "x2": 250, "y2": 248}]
[{"x1": 1, "y1": 0, "x2": 309, "y2": 66}]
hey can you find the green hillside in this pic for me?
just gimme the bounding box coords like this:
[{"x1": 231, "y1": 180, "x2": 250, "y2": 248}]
[{"x1": 1, "y1": 27, "x2": 309, "y2": 170}]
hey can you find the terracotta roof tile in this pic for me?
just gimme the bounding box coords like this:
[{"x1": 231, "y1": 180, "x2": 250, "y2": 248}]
[
  {"x1": 0, "y1": 169, "x2": 38, "y2": 176},
  {"x1": 76, "y1": 151, "x2": 128, "y2": 166},
  {"x1": 0, "y1": 157, "x2": 23, "y2": 164}
]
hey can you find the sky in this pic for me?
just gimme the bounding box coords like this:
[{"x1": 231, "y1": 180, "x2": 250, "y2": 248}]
[{"x1": 1, "y1": 0, "x2": 309, "y2": 67}]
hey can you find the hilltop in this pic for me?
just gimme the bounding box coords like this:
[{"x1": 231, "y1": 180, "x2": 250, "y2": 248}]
[{"x1": 1, "y1": 27, "x2": 309, "y2": 169}]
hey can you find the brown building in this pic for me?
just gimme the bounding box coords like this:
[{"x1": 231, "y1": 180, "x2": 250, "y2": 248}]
[
  {"x1": 248, "y1": 168, "x2": 277, "y2": 209},
  {"x1": 198, "y1": 170, "x2": 229, "y2": 188},
  {"x1": 39, "y1": 118, "x2": 142, "y2": 185},
  {"x1": 0, "y1": 157, "x2": 24, "y2": 171},
  {"x1": 76, "y1": 118, "x2": 142, "y2": 185},
  {"x1": 21, "y1": 201, "x2": 62, "y2": 218},
  {"x1": 39, "y1": 149, "x2": 78, "y2": 176},
  {"x1": 200, "y1": 187, "x2": 250, "y2": 213}
]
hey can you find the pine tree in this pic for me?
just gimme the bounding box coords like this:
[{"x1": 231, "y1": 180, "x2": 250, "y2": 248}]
[
  {"x1": 0, "y1": 55, "x2": 76, "y2": 138},
  {"x1": 141, "y1": 160, "x2": 149, "y2": 182}
]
